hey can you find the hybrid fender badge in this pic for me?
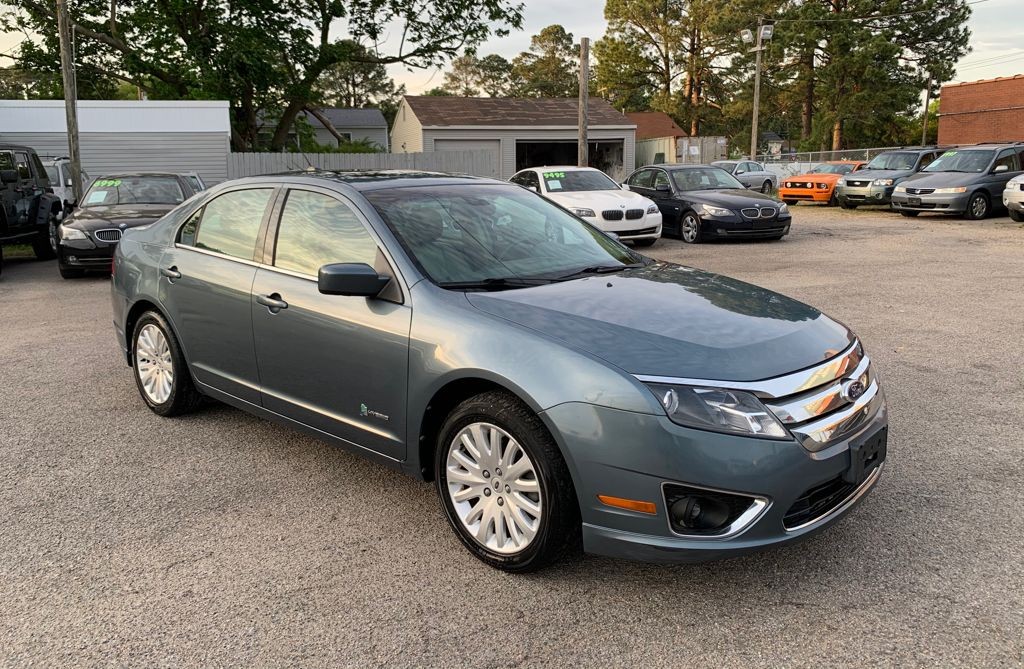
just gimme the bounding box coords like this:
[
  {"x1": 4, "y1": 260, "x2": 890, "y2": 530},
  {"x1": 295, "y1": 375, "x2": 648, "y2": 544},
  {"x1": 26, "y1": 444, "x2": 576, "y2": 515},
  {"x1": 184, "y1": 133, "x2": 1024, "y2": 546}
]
[{"x1": 360, "y1": 403, "x2": 390, "y2": 422}]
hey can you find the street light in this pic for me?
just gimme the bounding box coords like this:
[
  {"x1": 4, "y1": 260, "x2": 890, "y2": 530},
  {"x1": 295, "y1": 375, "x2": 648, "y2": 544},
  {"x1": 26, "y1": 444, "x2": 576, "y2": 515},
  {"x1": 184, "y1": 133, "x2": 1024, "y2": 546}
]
[{"x1": 742, "y1": 19, "x2": 773, "y2": 161}]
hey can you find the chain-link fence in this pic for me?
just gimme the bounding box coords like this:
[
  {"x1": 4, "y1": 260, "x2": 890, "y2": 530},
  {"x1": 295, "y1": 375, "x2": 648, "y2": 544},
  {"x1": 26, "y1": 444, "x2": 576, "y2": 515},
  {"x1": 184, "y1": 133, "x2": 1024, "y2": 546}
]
[{"x1": 756, "y1": 147, "x2": 903, "y2": 165}]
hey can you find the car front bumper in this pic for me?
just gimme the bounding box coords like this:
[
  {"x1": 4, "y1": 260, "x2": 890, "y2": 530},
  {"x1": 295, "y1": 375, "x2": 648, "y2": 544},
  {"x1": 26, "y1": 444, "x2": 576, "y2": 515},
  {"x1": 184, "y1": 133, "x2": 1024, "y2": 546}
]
[
  {"x1": 58, "y1": 236, "x2": 117, "y2": 269},
  {"x1": 1002, "y1": 187, "x2": 1024, "y2": 213},
  {"x1": 779, "y1": 186, "x2": 833, "y2": 202},
  {"x1": 836, "y1": 184, "x2": 895, "y2": 205},
  {"x1": 541, "y1": 394, "x2": 887, "y2": 564},
  {"x1": 700, "y1": 213, "x2": 791, "y2": 240},
  {"x1": 592, "y1": 212, "x2": 663, "y2": 241},
  {"x1": 891, "y1": 192, "x2": 970, "y2": 214}
]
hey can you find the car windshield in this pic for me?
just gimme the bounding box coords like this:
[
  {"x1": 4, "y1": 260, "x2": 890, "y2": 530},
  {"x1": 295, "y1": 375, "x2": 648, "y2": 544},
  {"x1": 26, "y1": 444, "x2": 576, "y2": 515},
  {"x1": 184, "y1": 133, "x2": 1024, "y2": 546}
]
[
  {"x1": 541, "y1": 169, "x2": 619, "y2": 192},
  {"x1": 44, "y1": 166, "x2": 59, "y2": 184},
  {"x1": 671, "y1": 168, "x2": 744, "y2": 191},
  {"x1": 923, "y1": 150, "x2": 992, "y2": 173},
  {"x1": 809, "y1": 164, "x2": 856, "y2": 174},
  {"x1": 866, "y1": 153, "x2": 917, "y2": 170},
  {"x1": 364, "y1": 184, "x2": 640, "y2": 287},
  {"x1": 81, "y1": 176, "x2": 184, "y2": 207}
]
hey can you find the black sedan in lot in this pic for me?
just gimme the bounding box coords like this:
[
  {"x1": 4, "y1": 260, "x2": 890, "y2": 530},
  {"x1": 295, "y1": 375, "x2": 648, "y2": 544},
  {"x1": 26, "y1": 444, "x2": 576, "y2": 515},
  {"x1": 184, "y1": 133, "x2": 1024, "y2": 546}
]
[
  {"x1": 624, "y1": 165, "x2": 790, "y2": 243},
  {"x1": 55, "y1": 173, "x2": 198, "y2": 278}
]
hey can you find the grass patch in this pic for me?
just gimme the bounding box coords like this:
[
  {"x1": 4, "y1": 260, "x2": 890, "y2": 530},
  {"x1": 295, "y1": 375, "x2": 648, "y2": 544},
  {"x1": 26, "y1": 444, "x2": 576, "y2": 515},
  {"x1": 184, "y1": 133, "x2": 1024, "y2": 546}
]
[{"x1": 4, "y1": 244, "x2": 34, "y2": 258}]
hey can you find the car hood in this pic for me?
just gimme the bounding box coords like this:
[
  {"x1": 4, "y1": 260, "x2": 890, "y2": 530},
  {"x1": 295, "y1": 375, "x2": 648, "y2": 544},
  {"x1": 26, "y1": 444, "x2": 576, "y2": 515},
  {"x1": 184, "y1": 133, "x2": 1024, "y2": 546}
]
[
  {"x1": 787, "y1": 172, "x2": 843, "y2": 183},
  {"x1": 679, "y1": 189, "x2": 782, "y2": 209},
  {"x1": 547, "y1": 189, "x2": 653, "y2": 209},
  {"x1": 900, "y1": 171, "x2": 984, "y2": 187},
  {"x1": 64, "y1": 203, "x2": 177, "y2": 231},
  {"x1": 844, "y1": 168, "x2": 913, "y2": 181},
  {"x1": 466, "y1": 262, "x2": 852, "y2": 381}
]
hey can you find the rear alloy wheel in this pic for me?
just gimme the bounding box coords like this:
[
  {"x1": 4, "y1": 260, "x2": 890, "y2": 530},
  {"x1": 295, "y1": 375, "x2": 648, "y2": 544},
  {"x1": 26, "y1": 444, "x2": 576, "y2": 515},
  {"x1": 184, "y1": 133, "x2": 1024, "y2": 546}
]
[
  {"x1": 132, "y1": 311, "x2": 202, "y2": 416},
  {"x1": 760, "y1": 180, "x2": 773, "y2": 194},
  {"x1": 436, "y1": 391, "x2": 579, "y2": 572},
  {"x1": 965, "y1": 192, "x2": 989, "y2": 220},
  {"x1": 680, "y1": 213, "x2": 702, "y2": 244}
]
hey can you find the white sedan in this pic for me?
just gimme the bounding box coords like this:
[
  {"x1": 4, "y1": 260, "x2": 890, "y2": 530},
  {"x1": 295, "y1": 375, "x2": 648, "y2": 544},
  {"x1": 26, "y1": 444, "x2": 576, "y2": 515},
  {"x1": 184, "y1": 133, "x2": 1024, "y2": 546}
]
[{"x1": 510, "y1": 166, "x2": 663, "y2": 246}]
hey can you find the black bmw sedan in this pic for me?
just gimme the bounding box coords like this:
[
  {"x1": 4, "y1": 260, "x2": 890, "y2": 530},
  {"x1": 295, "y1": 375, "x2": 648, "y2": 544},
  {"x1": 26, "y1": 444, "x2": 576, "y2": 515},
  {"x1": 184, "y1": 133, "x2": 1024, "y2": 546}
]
[
  {"x1": 55, "y1": 173, "x2": 198, "y2": 278},
  {"x1": 624, "y1": 165, "x2": 791, "y2": 243}
]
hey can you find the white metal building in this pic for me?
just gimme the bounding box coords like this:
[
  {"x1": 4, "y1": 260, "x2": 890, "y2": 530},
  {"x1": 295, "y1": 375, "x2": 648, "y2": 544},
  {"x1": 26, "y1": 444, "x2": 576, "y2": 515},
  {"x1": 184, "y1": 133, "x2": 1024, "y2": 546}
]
[
  {"x1": 390, "y1": 96, "x2": 636, "y2": 180},
  {"x1": 0, "y1": 100, "x2": 231, "y2": 184}
]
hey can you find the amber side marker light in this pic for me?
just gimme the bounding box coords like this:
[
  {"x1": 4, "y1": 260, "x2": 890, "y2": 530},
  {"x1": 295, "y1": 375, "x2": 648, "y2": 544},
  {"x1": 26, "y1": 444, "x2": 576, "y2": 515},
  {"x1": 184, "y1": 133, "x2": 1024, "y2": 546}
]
[{"x1": 598, "y1": 495, "x2": 657, "y2": 515}]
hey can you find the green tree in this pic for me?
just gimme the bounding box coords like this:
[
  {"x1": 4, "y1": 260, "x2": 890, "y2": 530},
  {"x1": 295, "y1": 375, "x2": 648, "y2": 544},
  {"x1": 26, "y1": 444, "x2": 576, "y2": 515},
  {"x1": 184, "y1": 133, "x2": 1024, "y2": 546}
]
[
  {"x1": 510, "y1": 25, "x2": 578, "y2": 98},
  {"x1": 476, "y1": 54, "x2": 512, "y2": 97},
  {"x1": 321, "y1": 40, "x2": 405, "y2": 111},
  {"x1": 444, "y1": 55, "x2": 482, "y2": 96},
  {"x1": 1, "y1": 0, "x2": 524, "y2": 150}
]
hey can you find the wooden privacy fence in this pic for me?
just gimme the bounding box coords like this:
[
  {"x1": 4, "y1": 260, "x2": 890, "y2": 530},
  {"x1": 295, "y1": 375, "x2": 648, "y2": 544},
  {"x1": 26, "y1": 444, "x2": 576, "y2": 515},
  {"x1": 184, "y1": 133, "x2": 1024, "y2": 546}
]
[{"x1": 227, "y1": 150, "x2": 499, "y2": 180}]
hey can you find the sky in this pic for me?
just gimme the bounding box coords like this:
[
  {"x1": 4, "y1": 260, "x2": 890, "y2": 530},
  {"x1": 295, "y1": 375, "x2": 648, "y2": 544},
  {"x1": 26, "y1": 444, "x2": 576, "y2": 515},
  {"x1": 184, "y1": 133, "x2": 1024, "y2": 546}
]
[{"x1": 1, "y1": 0, "x2": 1021, "y2": 93}]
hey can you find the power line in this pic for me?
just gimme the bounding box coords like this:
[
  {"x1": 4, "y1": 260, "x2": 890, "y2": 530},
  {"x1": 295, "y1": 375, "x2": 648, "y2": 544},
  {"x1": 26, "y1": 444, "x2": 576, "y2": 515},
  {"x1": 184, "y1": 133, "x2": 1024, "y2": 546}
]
[
  {"x1": 772, "y1": 0, "x2": 990, "y2": 24},
  {"x1": 957, "y1": 49, "x2": 1024, "y2": 68}
]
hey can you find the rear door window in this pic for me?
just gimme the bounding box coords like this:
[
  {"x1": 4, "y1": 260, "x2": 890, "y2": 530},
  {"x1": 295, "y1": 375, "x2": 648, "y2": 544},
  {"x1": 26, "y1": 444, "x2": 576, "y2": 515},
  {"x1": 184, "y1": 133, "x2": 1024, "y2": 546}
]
[
  {"x1": 14, "y1": 152, "x2": 32, "y2": 180},
  {"x1": 272, "y1": 189, "x2": 378, "y2": 276},
  {"x1": 189, "y1": 188, "x2": 274, "y2": 261}
]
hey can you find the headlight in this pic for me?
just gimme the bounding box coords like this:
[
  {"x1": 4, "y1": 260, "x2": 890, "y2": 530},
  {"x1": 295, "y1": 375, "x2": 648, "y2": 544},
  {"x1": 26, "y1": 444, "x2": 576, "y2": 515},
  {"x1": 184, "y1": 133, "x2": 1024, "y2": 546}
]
[
  {"x1": 58, "y1": 224, "x2": 88, "y2": 240},
  {"x1": 645, "y1": 383, "x2": 788, "y2": 438},
  {"x1": 571, "y1": 208, "x2": 596, "y2": 217},
  {"x1": 646, "y1": 204, "x2": 658, "y2": 214},
  {"x1": 894, "y1": 185, "x2": 907, "y2": 193},
  {"x1": 778, "y1": 202, "x2": 789, "y2": 214},
  {"x1": 873, "y1": 179, "x2": 894, "y2": 186},
  {"x1": 699, "y1": 204, "x2": 732, "y2": 217},
  {"x1": 836, "y1": 179, "x2": 845, "y2": 187},
  {"x1": 933, "y1": 187, "x2": 967, "y2": 194},
  {"x1": 816, "y1": 182, "x2": 829, "y2": 189}
]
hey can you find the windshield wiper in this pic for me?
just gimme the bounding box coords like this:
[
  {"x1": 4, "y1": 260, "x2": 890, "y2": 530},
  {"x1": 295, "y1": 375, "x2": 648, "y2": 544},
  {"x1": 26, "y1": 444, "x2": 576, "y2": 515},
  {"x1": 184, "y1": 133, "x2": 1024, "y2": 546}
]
[
  {"x1": 437, "y1": 277, "x2": 552, "y2": 291},
  {"x1": 557, "y1": 263, "x2": 643, "y2": 280}
]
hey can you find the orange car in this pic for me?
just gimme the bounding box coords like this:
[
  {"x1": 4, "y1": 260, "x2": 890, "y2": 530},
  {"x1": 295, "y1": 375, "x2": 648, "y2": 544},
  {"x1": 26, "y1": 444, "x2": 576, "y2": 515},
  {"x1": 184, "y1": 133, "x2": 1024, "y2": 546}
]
[{"x1": 779, "y1": 161, "x2": 867, "y2": 205}]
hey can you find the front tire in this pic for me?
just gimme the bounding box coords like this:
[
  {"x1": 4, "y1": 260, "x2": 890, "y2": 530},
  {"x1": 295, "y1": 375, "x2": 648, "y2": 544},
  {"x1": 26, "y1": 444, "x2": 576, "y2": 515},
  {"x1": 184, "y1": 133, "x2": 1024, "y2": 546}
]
[
  {"x1": 760, "y1": 180, "x2": 772, "y2": 194},
  {"x1": 680, "y1": 212, "x2": 702, "y2": 244},
  {"x1": 1010, "y1": 209, "x2": 1024, "y2": 222},
  {"x1": 840, "y1": 202, "x2": 857, "y2": 210},
  {"x1": 964, "y1": 192, "x2": 989, "y2": 220},
  {"x1": 435, "y1": 391, "x2": 579, "y2": 572},
  {"x1": 783, "y1": 199, "x2": 797, "y2": 206},
  {"x1": 131, "y1": 311, "x2": 202, "y2": 416},
  {"x1": 33, "y1": 232, "x2": 55, "y2": 260}
]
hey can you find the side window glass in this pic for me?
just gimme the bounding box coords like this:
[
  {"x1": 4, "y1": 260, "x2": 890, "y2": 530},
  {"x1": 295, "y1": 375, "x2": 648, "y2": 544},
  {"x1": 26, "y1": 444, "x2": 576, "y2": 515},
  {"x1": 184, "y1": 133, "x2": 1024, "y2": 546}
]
[
  {"x1": 178, "y1": 209, "x2": 202, "y2": 246},
  {"x1": 918, "y1": 153, "x2": 935, "y2": 170},
  {"x1": 274, "y1": 190, "x2": 378, "y2": 276},
  {"x1": 0, "y1": 152, "x2": 13, "y2": 171},
  {"x1": 628, "y1": 170, "x2": 653, "y2": 188},
  {"x1": 510, "y1": 172, "x2": 527, "y2": 186},
  {"x1": 14, "y1": 152, "x2": 31, "y2": 179},
  {"x1": 993, "y1": 149, "x2": 1016, "y2": 171},
  {"x1": 528, "y1": 172, "x2": 540, "y2": 189},
  {"x1": 653, "y1": 171, "x2": 670, "y2": 189},
  {"x1": 193, "y1": 188, "x2": 273, "y2": 260},
  {"x1": 1016, "y1": 149, "x2": 1024, "y2": 170}
]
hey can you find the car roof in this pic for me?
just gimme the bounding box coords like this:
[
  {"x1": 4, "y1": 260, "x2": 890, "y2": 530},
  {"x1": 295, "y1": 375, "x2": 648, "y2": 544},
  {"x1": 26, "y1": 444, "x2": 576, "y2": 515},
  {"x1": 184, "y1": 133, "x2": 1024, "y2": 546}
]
[
  {"x1": 93, "y1": 172, "x2": 187, "y2": 179},
  {"x1": 647, "y1": 164, "x2": 728, "y2": 171},
  {"x1": 0, "y1": 144, "x2": 36, "y2": 152},
  {"x1": 522, "y1": 165, "x2": 600, "y2": 172},
  {"x1": 241, "y1": 169, "x2": 507, "y2": 192}
]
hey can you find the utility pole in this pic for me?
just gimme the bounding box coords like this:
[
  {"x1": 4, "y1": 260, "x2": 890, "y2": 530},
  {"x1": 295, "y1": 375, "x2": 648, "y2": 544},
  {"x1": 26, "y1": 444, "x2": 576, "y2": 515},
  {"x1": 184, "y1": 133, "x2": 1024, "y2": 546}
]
[
  {"x1": 748, "y1": 18, "x2": 764, "y2": 161},
  {"x1": 578, "y1": 37, "x2": 589, "y2": 168},
  {"x1": 56, "y1": 0, "x2": 83, "y2": 203},
  {"x1": 921, "y1": 73, "x2": 932, "y2": 146}
]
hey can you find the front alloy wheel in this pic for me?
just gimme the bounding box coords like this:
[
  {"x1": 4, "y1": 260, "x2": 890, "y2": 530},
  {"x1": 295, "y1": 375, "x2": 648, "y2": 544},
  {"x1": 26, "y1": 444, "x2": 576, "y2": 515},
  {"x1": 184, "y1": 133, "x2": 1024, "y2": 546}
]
[
  {"x1": 681, "y1": 213, "x2": 702, "y2": 243},
  {"x1": 965, "y1": 192, "x2": 989, "y2": 220}
]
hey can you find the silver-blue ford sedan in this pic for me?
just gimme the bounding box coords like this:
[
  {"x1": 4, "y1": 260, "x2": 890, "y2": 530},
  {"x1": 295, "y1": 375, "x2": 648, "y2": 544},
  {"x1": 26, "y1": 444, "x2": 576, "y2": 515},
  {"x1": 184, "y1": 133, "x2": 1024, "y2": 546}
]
[{"x1": 111, "y1": 171, "x2": 887, "y2": 572}]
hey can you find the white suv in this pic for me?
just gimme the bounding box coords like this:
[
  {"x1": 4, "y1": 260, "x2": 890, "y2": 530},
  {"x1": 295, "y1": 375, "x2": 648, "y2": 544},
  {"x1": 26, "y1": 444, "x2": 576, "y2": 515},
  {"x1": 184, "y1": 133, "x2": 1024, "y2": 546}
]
[
  {"x1": 510, "y1": 166, "x2": 663, "y2": 247},
  {"x1": 1003, "y1": 174, "x2": 1024, "y2": 222},
  {"x1": 43, "y1": 157, "x2": 89, "y2": 218}
]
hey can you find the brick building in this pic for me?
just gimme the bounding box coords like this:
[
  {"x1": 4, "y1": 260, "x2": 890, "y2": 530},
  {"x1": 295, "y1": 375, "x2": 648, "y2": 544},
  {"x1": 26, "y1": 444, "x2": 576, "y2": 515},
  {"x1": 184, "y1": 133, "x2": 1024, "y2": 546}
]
[{"x1": 938, "y1": 75, "x2": 1024, "y2": 145}]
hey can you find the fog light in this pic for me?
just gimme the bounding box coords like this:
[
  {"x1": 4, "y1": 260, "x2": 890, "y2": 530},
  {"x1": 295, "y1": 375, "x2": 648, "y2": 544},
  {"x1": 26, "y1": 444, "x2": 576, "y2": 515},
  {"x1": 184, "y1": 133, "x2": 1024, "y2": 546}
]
[
  {"x1": 68, "y1": 255, "x2": 77, "y2": 263},
  {"x1": 670, "y1": 495, "x2": 731, "y2": 531}
]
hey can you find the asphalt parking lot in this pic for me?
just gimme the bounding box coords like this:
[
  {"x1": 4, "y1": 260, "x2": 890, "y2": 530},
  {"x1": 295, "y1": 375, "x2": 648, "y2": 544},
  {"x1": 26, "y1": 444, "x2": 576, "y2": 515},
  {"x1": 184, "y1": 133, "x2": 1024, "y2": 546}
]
[{"x1": 1, "y1": 205, "x2": 1022, "y2": 667}]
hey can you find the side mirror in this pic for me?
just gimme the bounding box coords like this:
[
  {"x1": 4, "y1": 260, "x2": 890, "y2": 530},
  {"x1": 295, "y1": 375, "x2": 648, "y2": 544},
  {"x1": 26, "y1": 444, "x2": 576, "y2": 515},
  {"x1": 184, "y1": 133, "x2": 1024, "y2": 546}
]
[
  {"x1": 528, "y1": 185, "x2": 538, "y2": 192},
  {"x1": 621, "y1": 183, "x2": 630, "y2": 190},
  {"x1": 735, "y1": 169, "x2": 746, "y2": 175},
  {"x1": 655, "y1": 183, "x2": 670, "y2": 192},
  {"x1": 993, "y1": 164, "x2": 1009, "y2": 173},
  {"x1": 66, "y1": 179, "x2": 73, "y2": 187},
  {"x1": 0, "y1": 169, "x2": 18, "y2": 184},
  {"x1": 318, "y1": 262, "x2": 390, "y2": 297}
]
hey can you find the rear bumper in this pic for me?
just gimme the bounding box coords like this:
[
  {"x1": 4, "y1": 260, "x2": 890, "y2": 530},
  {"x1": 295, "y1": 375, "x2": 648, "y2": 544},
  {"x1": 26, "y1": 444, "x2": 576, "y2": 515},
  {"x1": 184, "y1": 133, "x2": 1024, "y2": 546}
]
[
  {"x1": 542, "y1": 397, "x2": 887, "y2": 564},
  {"x1": 891, "y1": 192, "x2": 969, "y2": 214}
]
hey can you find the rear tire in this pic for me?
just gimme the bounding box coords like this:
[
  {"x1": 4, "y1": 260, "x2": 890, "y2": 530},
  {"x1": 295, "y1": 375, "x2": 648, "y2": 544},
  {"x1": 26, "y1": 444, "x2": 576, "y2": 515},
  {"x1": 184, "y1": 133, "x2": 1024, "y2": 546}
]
[
  {"x1": 900, "y1": 211, "x2": 920, "y2": 218},
  {"x1": 1009, "y1": 209, "x2": 1024, "y2": 222},
  {"x1": 964, "y1": 192, "x2": 989, "y2": 220},
  {"x1": 131, "y1": 310, "x2": 203, "y2": 417},
  {"x1": 435, "y1": 390, "x2": 580, "y2": 573},
  {"x1": 760, "y1": 181, "x2": 772, "y2": 194}
]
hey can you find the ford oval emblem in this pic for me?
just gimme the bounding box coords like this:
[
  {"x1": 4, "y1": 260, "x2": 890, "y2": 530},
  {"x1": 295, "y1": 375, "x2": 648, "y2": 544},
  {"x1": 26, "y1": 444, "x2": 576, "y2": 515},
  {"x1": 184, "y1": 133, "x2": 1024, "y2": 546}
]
[{"x1": 841, "y1": 380, "x2": 866, "y2": 402}]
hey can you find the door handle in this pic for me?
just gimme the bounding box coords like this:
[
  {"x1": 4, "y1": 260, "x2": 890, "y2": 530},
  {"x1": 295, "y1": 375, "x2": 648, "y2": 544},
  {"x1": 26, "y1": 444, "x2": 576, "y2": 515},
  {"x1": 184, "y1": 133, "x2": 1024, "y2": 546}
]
[
  {"x1": 160, "y1": 266, "x2": 181, "y2": 281},
  {"x1": 256, "y1": 293, "x2": 288, "y2": 313}
]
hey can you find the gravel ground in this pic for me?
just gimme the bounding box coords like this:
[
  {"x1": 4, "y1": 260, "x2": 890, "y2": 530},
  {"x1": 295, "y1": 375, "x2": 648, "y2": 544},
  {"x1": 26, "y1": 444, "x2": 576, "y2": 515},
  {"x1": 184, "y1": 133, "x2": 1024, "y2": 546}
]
[{"x1": 1, "y1": 205, "x2": 1022, "y2": 667}]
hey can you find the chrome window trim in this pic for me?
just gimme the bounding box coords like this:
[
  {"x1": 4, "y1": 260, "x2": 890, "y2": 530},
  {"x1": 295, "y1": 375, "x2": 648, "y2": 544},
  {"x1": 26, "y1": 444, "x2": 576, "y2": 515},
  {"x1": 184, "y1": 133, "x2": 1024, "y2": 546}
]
[
  {"x1": 784, "y1": 462, "x2": 884, "y2": 533},
  {"x1": 173, "y1": 243, "x2": 260, "y2": 268},
  {"x1": 635, "y1": 339, "x2": 861, "y2": 400},
  {"x1": 660, "y1": 481, "x2": 771, "y2": 541}
]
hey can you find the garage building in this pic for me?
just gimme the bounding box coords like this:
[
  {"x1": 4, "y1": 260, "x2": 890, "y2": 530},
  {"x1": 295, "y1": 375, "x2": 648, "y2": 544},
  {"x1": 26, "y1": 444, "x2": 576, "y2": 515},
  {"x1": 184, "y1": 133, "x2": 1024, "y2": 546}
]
[
  {"x1": 0, "y1": 100, "x2": 231, "y2": 184},
  {"x1": 390, "y1": 96, "x2": 636, "y2": 180}
]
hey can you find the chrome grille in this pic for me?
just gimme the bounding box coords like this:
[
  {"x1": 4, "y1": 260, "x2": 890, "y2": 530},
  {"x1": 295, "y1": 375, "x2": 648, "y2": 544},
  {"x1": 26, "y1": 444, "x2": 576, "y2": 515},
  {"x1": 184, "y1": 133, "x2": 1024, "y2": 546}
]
[
  {"x1": 740, "y1": 207, "x2": 777, "y2": 219},
  {"x1": 602, "y1": 210, "x2": 624, "y2": 221},
  {"x1": 625, "y1": 208, "x2": 644, "y2": 220},
  {"x1": 847, "y1": 180, "x2": 870, "y2": 187},
  {"x1": 905, "y1": 187, "x2": 934, "y2": 195},
  {"x1": 93, "y1": 229, "x2": 122, "y2": 243}
]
